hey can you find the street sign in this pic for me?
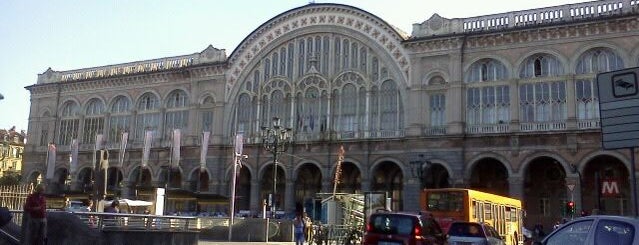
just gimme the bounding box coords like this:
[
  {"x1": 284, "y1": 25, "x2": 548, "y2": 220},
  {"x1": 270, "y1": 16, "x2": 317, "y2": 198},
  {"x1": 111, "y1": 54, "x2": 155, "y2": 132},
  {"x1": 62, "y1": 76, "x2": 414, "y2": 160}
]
[
  {"x1": 567, "y1": 184, "x2": 575, "y2": 191},
  {"x1": 597, "y1": 67, "x2": 639, "y2": 150},
  {"x1": 601, "y1": 179, "x2": 620, "y2": 197}
]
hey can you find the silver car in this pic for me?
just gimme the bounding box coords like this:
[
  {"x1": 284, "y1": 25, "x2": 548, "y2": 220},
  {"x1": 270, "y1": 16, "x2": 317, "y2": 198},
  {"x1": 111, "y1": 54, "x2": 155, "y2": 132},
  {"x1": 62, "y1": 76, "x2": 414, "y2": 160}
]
[
  {"x1": 535, "y1": 215, "x2": 638, "y2": 245},
  {"x1": 447, "y1": 221, "x2": 505, "y2": 245}
]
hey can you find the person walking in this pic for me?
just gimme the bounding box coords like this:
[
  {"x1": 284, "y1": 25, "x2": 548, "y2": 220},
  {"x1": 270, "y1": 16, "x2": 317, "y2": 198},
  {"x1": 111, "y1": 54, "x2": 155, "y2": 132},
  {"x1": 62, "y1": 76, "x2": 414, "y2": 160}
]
[
  {"x1": 293, "y1": 212, "x2": 305, "y2": 245},
  {"x1": 302, "y1": 212, "x2": 313, "y2": 243},
  {"x1": 22, "y1": 184, "x2": 47, "y2": 245},
  {"x1": 104, "y1": 200, "x2": 119, "y2": 213}
]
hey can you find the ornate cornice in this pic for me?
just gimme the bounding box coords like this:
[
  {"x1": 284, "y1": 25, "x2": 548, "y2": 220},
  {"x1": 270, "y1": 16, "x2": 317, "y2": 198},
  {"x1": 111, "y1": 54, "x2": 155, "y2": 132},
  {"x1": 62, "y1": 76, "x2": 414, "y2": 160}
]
[
  {"x1": 405, "y1": 15, "x2": 639, "y2": 53},
  {"x1": 27, "y1": 64, "x2": 226, "y2": 96}
]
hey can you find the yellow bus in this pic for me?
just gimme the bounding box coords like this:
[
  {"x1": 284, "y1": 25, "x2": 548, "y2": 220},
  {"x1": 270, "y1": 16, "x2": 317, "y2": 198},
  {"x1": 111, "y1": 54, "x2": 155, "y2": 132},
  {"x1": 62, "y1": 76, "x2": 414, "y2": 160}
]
[{"x1": 420, "y1": 188, "x2": 524, "y2": 245}]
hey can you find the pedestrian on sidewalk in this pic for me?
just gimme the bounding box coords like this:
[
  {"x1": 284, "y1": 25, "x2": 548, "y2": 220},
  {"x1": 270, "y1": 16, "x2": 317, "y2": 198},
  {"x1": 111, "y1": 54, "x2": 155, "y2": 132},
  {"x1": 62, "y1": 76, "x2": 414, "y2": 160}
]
[
  {"x1": 293, "y1": 212, "x2": 305, "y2": 245},
  {"x1": 22, "y1": 184, "x2": 47, "y2": 245}
]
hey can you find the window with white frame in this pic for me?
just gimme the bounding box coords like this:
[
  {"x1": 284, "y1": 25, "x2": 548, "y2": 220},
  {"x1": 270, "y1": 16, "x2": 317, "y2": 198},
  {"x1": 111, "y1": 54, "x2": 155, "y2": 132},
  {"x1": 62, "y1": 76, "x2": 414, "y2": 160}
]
[
  {"x1": 58, "y1": 101, "x2": 80, "y2": 145},
  {"x1": 519, "y1": 54, "x2": 567, "y2": 123},
  {"x1": 465, "y1": 58, "x2": 508, "y2": 83},
  {"x1": 465, "y1": 59, "x2": 510, "y2": 125},
  {"x1": 519, "y1": 81, "x2": 566, "y2": 122},
  {"x1": 109, "y1": 96, "x2": 130, "y2": 143},
  {"x1": 575, "y1": 48, "x2": 624, "y2": 120},
  {"x1": 83, "y1": 99, "x2": 104, "y2": 144},
  {"x1": 164, "y1": 90, "x2": 189, "y2": 138},
  {"x1": 135, "y1": 93, "x2": 160, "y2": 140},
  {"x1": 430, "y1": 93, "x2": 446, "y2": 127}
]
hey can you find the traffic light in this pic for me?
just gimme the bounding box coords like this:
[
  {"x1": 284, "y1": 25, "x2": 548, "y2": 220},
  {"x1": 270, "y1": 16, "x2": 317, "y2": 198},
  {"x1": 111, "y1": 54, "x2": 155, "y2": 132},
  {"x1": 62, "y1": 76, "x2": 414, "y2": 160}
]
[{"x1": 566, "y1": 201, "x2": 575, "y2": 215}]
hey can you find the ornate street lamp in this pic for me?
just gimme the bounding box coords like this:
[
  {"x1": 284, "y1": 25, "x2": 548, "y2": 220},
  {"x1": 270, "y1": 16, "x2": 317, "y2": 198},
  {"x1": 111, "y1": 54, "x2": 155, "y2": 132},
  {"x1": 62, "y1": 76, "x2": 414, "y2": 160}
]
[
  {"x1": 261, "y1": 117, "x2": 292, "y2": 218},
  {"x1": 410, "y1": 154, "x2": 432, "y2": 189}
]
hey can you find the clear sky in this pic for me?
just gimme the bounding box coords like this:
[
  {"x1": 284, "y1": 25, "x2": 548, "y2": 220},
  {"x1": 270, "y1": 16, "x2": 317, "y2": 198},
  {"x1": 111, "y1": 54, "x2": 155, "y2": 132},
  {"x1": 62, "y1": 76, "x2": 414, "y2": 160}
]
[{"x1": 0, "y1": 0, "x2": 586, "y2": 133}]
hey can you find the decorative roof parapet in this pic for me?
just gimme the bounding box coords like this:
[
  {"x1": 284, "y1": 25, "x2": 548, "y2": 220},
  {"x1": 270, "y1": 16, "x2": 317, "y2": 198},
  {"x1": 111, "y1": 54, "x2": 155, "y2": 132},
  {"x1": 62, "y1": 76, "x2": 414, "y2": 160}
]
[
  {"x1": 411, "y1": 0, "x2": 638, "y2": 38},
  {"x1": 36, "y1": 45, "x2": 227, "y2": 84}
]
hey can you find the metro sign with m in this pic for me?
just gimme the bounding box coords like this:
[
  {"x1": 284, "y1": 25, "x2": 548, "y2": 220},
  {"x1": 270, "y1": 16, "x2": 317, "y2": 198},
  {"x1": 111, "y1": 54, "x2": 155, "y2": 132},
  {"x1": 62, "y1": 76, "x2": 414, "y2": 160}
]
[{"x1": 601, "y1": 179, "x2": 620, "y2": 197}]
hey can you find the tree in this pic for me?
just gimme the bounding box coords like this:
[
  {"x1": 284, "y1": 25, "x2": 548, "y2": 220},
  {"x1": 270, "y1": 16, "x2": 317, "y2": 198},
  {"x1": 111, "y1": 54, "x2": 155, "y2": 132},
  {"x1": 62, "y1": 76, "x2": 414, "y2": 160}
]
[{"x1": 0, "y1": 173, "x2": 21, "y2": 186}]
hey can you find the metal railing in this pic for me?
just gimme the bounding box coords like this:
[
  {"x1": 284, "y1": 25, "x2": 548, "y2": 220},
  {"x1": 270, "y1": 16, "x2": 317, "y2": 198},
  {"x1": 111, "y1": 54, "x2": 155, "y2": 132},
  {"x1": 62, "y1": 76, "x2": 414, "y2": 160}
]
[{"x1": 9, "y1": 210, "x2": 199, "y2": 232}]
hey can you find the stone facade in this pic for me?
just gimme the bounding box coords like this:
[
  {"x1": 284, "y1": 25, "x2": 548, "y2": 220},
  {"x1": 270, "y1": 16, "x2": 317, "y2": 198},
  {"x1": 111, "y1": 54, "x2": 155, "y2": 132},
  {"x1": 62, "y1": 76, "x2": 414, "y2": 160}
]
[{"x1": 23, "y1": 0, "x2": 639, "y2": 230}]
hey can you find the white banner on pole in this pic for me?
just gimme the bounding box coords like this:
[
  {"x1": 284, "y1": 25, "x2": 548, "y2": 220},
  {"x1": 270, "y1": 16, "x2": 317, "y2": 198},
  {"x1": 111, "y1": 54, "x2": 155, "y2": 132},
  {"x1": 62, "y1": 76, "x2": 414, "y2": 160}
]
[
  {"x1": 118, "y1": 132, "x2": 128, "y2": 167},
  {"x1": 70, "y1": 139, "x2": 79, "y2": 174},
  {"x1": 171, "y1": 129, "x2": 181, "y2": 168},
  {"x1": 46, "y1": 143, "x2": 56, "y2": 180},
  {"x1": 94, "y1": 134, "x2": 103, "y2": 170},
  {"x1": 200, "y1": 131, "x2": 210, "y2": 170},
  {"x1": 142, "y1": 131, "x2": 152, "y2": 167},
  {"x1": 235, "y1": 133, "x2": 244, "y2": 156},
  {"x1": 100, "y1": 149, "x2": 109, "y2": 170}
]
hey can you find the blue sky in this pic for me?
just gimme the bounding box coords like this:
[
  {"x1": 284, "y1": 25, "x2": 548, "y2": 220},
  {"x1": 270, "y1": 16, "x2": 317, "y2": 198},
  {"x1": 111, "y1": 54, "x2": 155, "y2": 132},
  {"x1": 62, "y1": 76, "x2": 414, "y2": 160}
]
[{"x1": 0, "y1": 0, "x2": 584, "y2": 133}]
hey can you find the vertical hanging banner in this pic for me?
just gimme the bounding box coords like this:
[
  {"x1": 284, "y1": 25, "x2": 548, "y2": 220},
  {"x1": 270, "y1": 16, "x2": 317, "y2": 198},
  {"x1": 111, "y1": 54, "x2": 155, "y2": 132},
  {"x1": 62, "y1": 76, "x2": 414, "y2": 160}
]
[
  {"x1": 46, "y1": 143, "x2": 57, "y2": 180},
  {"x1": 235, "y1": 133, "x2": 244, "y2": 156},
  {"x1": 171, "y1": 129, "x2": 181, "y2": 168},
  {"x1": 142, "y1": 130, "x2": 152, "y2": 167},
  {"x1": 118, "y1": 132, "x2": 128, "y2": 167},
  {"x1": 200, "y1": 131, "x2": 210, "y2": 170},
  {"x1": 70, "y1": 139, "x2": 79, "y2": 174},
  {"x1": 100, "y1": 149, "x2": 109, "y2": 170},
  {"x1": 94, "y1": 134, "x2": 104, "y2": 169}
]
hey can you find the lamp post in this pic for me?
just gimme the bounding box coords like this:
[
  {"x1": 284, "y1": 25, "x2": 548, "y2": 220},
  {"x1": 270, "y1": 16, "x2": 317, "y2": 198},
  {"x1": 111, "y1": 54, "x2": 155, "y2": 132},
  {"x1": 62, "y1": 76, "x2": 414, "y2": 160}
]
[
  {"x1": 261, "y1": 117, "x2": 292, "y2": 218},
  {"x1": 410, "y1": 154, "x2": 432, "y2": 189}
]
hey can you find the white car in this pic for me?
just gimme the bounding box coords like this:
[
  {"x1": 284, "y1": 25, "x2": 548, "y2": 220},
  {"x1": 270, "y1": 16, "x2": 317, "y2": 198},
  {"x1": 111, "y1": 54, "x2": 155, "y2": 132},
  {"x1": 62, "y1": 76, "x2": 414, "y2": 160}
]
[
  {"x1": 447, "y1": 221, "x2": 505, "y2": 245},
  {"x1": 535, "y1": 215, "x2": 638, "y2": 245}
]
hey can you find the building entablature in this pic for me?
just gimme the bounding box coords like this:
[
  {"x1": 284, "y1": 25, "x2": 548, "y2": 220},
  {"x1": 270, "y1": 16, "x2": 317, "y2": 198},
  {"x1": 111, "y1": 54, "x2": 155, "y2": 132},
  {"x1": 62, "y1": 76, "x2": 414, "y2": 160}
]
[
  {"x1": 33, "y1": 45, "x2": 227, "y2": 85},
  {"x1": 411, "y1": 0, "x2": 639, "y2": 38},
  {"x1": 406, "y1": 13, "x2": 639, "y2": 53}
]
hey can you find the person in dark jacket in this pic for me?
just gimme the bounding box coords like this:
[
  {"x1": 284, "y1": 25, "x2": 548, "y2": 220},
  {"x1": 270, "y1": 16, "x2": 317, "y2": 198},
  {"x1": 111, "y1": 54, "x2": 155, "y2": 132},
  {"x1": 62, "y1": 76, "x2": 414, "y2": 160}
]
[{"x1": 23, "y1": 184, "x2": 47, "y2": 245}]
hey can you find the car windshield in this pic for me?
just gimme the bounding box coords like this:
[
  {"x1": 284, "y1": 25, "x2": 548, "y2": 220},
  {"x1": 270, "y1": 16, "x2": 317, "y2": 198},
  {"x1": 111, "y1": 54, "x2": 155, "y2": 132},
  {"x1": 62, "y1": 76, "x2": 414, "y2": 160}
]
[
  {"x1": 369, "y1": 214, "x2": 417, "y2": 235},
  {"x1": 447, "y1": 222, "x2": 485, "y2": 238}
]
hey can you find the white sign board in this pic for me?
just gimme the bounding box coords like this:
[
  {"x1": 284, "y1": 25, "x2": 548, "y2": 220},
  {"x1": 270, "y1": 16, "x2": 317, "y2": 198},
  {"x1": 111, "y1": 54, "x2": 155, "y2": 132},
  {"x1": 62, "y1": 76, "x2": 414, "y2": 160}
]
[{"x1": 597, "y1": 67, "x2": 639, "y2": 150}]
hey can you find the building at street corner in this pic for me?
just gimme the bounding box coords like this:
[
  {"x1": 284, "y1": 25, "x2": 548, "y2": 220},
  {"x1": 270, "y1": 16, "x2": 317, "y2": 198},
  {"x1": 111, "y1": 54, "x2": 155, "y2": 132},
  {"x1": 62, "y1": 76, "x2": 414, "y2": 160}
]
[
  {"x1": 0, "y1": 127, "x2": 26, "y2": 179},
  {"x1": 22, "y1": 0, "x2": 639, "y2": 230}
]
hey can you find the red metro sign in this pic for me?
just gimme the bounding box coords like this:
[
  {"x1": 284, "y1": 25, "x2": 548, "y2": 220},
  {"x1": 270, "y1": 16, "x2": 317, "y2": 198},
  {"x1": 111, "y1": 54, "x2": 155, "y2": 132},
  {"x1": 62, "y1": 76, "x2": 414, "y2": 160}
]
[{"x1": 601, "y1": 179, "x2": 620, "y2": 197}]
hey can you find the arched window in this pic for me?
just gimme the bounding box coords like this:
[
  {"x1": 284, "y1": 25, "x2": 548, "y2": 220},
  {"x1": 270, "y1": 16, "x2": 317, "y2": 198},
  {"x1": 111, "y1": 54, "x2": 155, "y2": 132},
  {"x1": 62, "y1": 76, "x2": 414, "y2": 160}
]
[
  {"x1": 466, "y1": 59, "x2": 508, "y2": 83},
  {"x1": 164, "y1": 90, "x2": 189, "y2": 138},
  {"x1": 237, "y1": 93, "x2": 251, "y2": 133},
  {"x1": 380, "y1": 80, "x2": 400, "y2": 134},
  {"x1": 518, "y1": 54, "x2": 566, "y2": 127},
  {"x1": 465, "y1": 59, "x2": 510, "y2": 127},
  {"x1": 83, "y1": 99, "x2": 104, "y2": 144},
  {"x1": 135, "y1": 92, "x2": 160, "y2": 140},
  {"x1": 200, "y1": 96, "x2": 215, "y2": 133},
  {"x1": 340, "y1": 84, "x2": 357, "y2": 135},
  {"x1": 109, "y1": 96, "x2": 131, "y2": 143},
  {"x1": 58, "y1": 101, "x2": 80, "y2": 145},
  {"x1": 575, "y1": 48, "x2": 624, "y2": 124},
  {"x1": 520, "y1": 54, "x2": 564, "y2": 78}
]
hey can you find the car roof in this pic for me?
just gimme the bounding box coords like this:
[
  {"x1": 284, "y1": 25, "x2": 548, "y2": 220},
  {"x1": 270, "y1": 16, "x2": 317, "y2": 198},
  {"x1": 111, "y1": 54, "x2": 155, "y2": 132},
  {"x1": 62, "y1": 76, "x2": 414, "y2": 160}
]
[{"x1": 574, "y1": 215, "x2": 639, "y2": 223}]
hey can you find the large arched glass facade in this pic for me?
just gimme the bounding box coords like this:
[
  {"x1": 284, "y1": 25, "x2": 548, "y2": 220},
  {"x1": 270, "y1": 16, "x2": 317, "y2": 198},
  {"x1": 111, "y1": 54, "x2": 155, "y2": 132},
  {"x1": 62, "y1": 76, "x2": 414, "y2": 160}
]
[{"x1": 233, "y1": 33, "x2": 404, "y2": 141}]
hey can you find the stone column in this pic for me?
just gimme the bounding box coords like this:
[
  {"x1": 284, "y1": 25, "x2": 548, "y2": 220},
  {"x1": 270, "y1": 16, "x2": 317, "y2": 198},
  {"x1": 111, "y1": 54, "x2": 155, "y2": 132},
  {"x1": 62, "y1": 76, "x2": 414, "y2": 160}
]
[
  {"x1": 361, "y1": 178, "x2": 371, "y2": 193},
  {"x1": 250, "y1": 178, "x2": 261, "y2": 212},
  {"x1": 284, "y1": 179, "x2": 295, "y2": 213},
  {"x1": 403, "y1": 178, "x2": 421, "y2": 211},
  {"x1": 508, "y1": 176, "x2": 524, "y2": 200},
  {"x1": 120, "y1": 180, "x2": 131, "y2": 198}
]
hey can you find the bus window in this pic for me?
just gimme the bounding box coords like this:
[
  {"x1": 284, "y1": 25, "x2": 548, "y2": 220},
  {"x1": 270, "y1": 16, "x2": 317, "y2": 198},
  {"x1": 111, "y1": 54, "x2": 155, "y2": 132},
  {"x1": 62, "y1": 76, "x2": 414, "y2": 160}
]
[
  {"x1": 472, "y1": 200, "x2": 477, "y2": 219},
  {"x1": 426, "y1": 191, "x2": 464, "y2": 212},
  {"x1": 484, "y1": 203, "x2": 492, "y2": 220}
]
